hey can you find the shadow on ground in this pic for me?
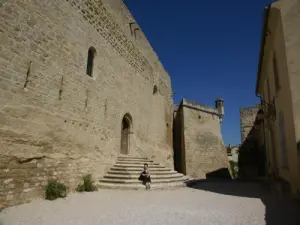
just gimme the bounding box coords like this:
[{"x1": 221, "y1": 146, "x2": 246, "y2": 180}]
[{"x1": 187, "y1": 171, "x2": 300, "y2": 225}]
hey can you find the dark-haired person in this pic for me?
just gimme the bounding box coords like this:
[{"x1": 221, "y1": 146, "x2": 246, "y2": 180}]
[{"x1": 139, "y1": 163, "x2": 151, "y2": 190}]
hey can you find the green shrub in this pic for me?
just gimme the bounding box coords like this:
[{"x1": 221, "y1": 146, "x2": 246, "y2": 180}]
[
  {"x1": 229, "y1": 160, "x2": 239, "y2": 179},
  {"x1": 76, "y1": 183, "x2": 85, "y2": 193},
  {"x1": 76, "y1": 174, "x2": 98, "y2": 192},
  {"x1": 45, "y1": 179, "x2": 67, "y2": 200}
]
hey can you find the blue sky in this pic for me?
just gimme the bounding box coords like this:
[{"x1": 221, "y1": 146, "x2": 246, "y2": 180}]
[{"x1": 124, "y1": 0, "x2": 273, "y2": 145}]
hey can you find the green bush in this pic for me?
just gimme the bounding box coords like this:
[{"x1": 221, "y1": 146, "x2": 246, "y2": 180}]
[
  {"x1": 45, "y1": 180, "x2": 67, "y2": 200},
  {"x1": 229, "y1": 160, "x2": 239, "y2": 179},
  {"x1": 76, "y1": 174, "x2": 98, "y2": 192}
]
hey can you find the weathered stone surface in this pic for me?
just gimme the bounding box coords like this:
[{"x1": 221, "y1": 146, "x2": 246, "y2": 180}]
[
  {"x1": 173, "y1": 99, "x2": 228, "y2": 179},
  {"x1": 239, "y1": 105, "x2": 260, "y2": 142},
  {"x1": 0, "y1": 0, "x2": 173, "y2": 209},
  {"x1": 238, "y1": 105, "x2": 266, "y2": 178},
  {"x1": 255, "y1": 0, "x2": 300, "y2": 196}
]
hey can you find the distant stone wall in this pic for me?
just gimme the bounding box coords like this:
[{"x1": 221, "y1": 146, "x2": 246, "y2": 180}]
[
  {"x1": 240, "y1": 105, "x2": 260, "y2": 142},
  {"x1": 173, "y1": 100, "x2": 228, "y2": 179},
  {"x1": 239, "y1": 105, "x2": 266, "y2": 177},
  {"x1": 0, "y1": 0, "x2": 173, "y2": 209},
  {"x1": 227, "y1": 145, "x2": 239, "y2": 162}
]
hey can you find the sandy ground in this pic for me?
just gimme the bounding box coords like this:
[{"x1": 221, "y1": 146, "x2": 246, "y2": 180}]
[{"x1": 1, "y1": 181, "x2": 300, "y2": 225}]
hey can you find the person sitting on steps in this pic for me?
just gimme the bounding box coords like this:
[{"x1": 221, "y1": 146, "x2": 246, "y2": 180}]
[{"x1": 139, "y1": 163, "x2": 151, "y2": 190}]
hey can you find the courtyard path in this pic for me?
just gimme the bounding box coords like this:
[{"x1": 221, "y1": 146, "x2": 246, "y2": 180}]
[{"x1": 0, "y1": 181, "x2": 300, "y2": 225}]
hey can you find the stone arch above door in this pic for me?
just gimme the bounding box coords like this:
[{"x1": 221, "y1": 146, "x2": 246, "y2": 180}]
[{"x1": 120, "y1": 113, "x2": 133, "y2": 155}]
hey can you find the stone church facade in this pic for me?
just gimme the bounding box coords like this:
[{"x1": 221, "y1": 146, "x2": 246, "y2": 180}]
[
  {"x1": 0, "y1": 0, "x2": 173, "y2": 208},
  {"x1": 0, "y1": 0, "x2": 228, "y2": 208}
]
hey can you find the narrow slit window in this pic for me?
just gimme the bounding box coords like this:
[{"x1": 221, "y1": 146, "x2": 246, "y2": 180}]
[
  {"x1": 153, "y1": 85, "x2": 158, "y2": 95},
  {"x1": 86, "y1": 47, "x2": 96, "y2": 77}
]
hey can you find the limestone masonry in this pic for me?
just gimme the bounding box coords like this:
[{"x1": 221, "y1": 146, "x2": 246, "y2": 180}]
[
  {"x1": 173, "y1": 99, "x2": 228, "y2": 179},
  {"x1": 240, "y1": 105, "x2": 260, "y2": 142},
  {"x1": 239, "y1": 105, "x2": 265, "y2": 177},
  {"x1": 0, "y1": 0, "x2": 227, "y2": 208}
]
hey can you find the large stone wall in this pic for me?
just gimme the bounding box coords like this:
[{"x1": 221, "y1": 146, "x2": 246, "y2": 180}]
[
  {"x1": 101, "y1": 0, "x2": 171, "y2": 84},
  {"x1": 279, "y1": 0, "x2": 300, "y2": 151},
  {"x1": 173, "y1": 99, "x2": 228, "y2": 179},
  {"x1": 240, "y1": 105, "x2": 260, "y2": 142},
  {"x1": 0, "y1": 0, "x2": 173, "y2": 208},
  {"x1": 277, "y1": 0, "x2": 300, "y2": 193}
]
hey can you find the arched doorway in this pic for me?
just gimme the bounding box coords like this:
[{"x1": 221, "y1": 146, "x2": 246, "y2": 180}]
[{"x1": 120, "y1": 114, "x2": 132, "y2": 155}]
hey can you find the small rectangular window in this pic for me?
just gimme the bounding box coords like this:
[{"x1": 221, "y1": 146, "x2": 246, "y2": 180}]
[
  {"x1": 86, "y1": 47, "x2": 96, "y2": 77},
  {"x1": 272, "y1": 53, "x2": 280, "y2": 92}
]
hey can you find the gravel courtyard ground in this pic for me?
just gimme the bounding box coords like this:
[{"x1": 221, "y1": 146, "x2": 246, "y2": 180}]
[{"x1": 1, "y1": 181, "x2": 300, "y2": 225}]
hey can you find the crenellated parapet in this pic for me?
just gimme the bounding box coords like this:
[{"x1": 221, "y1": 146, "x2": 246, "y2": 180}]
[{"x1": 181, "y1": 98, "x2": 224, "y2": 120}]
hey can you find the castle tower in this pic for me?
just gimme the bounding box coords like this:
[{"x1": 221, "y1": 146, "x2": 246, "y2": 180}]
[
  {"x1": 173, "y1": 99, "x2": 228, "y2": 179},
  {"x1": 215, "y1": 97, "x2": 224, "y2": 122}
]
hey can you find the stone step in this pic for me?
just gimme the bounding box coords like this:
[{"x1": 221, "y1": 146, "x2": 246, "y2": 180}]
[
  {"x1": 100, "y1": 156, "x2": 189, "y2": 190},
  {"x1": 103, "y1": 173, "x2": 184, "y2": 180},
  {"x1": 99, "y1": 177, "x2": 188, "y2": 184},
  {"x1": 110, "y1": 167, "x2": 172, "y2": 172},
  {"x1": 96, "y1": 181, "x2": 187, "y2": 190},
  {"x1": 117, "y1": 156, "x2": 148, "y2": 160},
  {"x1": 107, "y1": 170, "x2": 178, "y2": 175},
  {"x1": 115, "y1": 161, "x2": 159, "y2": 165},
  {"x1": 117, "y1": 158, "x2": 153, "y2": 162},
  {"x1": 113, "y1": 164, "x2": 165, "y2": 168}
]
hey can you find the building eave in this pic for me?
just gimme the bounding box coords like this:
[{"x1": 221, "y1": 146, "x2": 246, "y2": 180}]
[{"x1": 255, "y1": 5, "x2": 272, "y2": 95}]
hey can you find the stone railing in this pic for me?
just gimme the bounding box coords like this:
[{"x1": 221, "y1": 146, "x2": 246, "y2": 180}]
[{"x1": 182, "y1": 99, "x2": 220, "y2": 116}]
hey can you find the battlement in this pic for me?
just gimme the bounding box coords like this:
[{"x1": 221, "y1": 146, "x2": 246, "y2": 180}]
[
  {"x1": 240, "y1": 104, "x2": 260, "y2": 112},
  {"x1": 181, "y1": 99, "x2": 220, "y2": 116}
]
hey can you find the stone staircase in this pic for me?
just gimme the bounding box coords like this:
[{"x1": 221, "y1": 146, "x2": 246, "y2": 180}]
[{"x1": 97, "y1": 156, "x2": 191, "y2": 190}]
